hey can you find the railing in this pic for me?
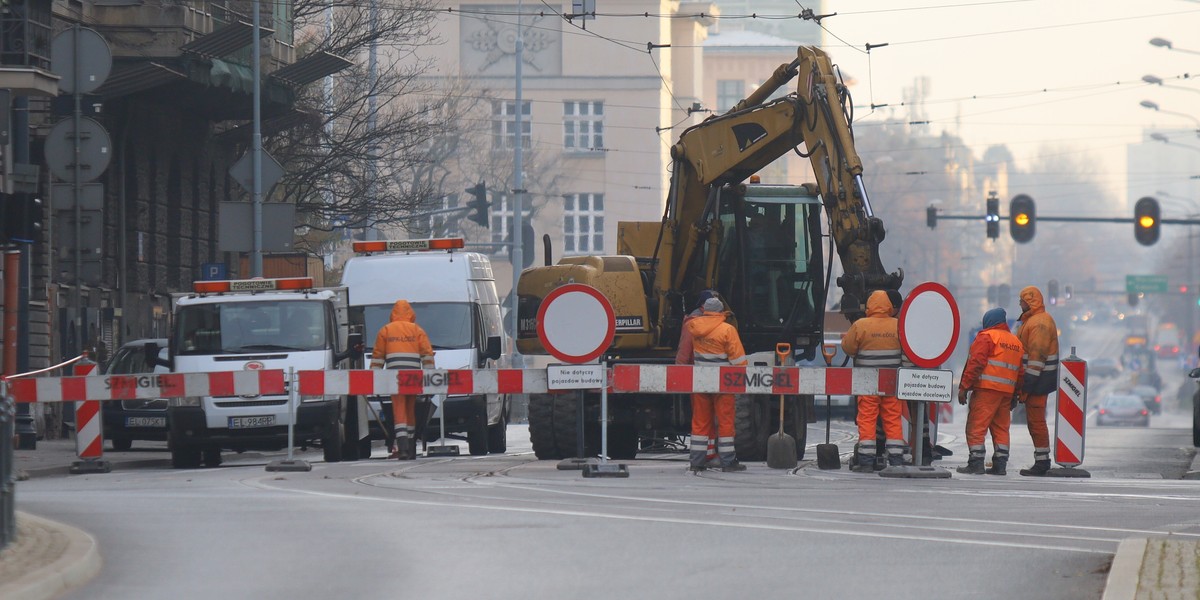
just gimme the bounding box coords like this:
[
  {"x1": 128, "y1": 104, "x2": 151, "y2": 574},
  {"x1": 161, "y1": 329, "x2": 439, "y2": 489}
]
[
  {"x1": 0, "y1": 0, "x2": 53, "y2": 70},
  {"x1": 0, "y1": 353, "x2": 89, "y2": 551}
]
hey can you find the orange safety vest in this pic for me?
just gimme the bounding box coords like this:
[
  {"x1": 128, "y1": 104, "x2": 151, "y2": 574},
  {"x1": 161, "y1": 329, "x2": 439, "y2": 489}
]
[{"x1": 974, "y1": 328, "x2": 1024, "y2": 394}]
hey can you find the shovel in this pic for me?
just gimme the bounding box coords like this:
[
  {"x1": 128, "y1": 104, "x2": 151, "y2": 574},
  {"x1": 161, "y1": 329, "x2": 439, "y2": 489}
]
[
  {"x1": 767, "y1": 343, "x2": 798, "y2": 469},
  {"x1": 816, "y1": 342, "x2": 841, "y2": 470}
]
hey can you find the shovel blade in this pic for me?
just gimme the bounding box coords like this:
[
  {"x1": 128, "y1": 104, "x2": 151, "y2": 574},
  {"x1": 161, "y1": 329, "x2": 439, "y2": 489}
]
[
  {"x1": 816, "y1": 443, "x2": 840, "y2": 470},
  {"x1": 767, "y1": 432, "x2": 798, "y2": 469}
]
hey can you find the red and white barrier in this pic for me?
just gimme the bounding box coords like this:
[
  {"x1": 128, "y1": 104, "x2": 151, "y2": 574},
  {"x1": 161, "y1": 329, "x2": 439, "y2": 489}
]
[
  {"x1": 1054, "y1": 357, "x2": 1088, "y2": 467},
  {"x1": 9, "y1": 370, "x2": 286, "y2": 403},
  {"x1": 611, "y1": 365, "x2": 896, "y2": 396},
  {"x1": 73, "y1": 357, "x2": 103, "y2": 460},
  {"x1": 296, "y1": 369, "x2": 551, "y2": 395}
]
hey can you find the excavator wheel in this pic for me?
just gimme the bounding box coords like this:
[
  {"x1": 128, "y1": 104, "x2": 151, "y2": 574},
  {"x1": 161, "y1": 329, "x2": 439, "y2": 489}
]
[
  {"x1": 734, "y1": 395, "x2": 770, "y2": 462},
  {"x1": 528, "y1": 394, "x2": 562, "y2": 459}
]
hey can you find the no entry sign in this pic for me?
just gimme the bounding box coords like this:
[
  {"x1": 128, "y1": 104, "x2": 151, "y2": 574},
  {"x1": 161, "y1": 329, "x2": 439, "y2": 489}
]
[
  {"x1": 898, "y1": 282, "x2": 961, "y2": 369},
  {"x1": 536, "y1": 284, "x2": 615, "y2": 364}
]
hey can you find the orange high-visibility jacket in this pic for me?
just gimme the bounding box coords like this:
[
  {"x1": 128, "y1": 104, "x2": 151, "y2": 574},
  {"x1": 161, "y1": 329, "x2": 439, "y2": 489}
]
[
  {"x1": 1017, "y1": 286, "x2": 1060, "y2": 395},
  {"x1": 686, "y1": 310, "x2": 747, "y2": 366},
  {"x1": 370, "y1": 300, "x2": 435, "y2": 370},
  {"x1": 841, "y1": 290, "x2": 905, "y2": 368},
  {"x1": 961, "y1": 323, "x2": 1024, "y2": 394}
]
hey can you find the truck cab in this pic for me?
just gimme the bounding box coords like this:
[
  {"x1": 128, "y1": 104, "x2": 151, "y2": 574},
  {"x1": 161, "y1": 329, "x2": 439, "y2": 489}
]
[
  {"x1": 341, "y1": 238, "x2": 508, "y2": 456},
  {"x1": 160, "y1": 277, "x2": 354, "y2": 468}
]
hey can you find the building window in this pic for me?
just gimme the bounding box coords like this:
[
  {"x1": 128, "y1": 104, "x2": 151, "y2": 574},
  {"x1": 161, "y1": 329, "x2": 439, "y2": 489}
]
[
  {"x1": 490, "y1": 193, "x2": 532, "y2": 256},
  {"x1": 563, "y1": 101, "x2": 604, "y2": 151},
  {"x1": 492, "y1": 100, "x2": 531, "y2": 150},
  {"x1": 563, "y1": 193, "x2": 604, "y2": 254},
  {"x1": 717, "y1": 80, "x2": 744, "y2": 112}
]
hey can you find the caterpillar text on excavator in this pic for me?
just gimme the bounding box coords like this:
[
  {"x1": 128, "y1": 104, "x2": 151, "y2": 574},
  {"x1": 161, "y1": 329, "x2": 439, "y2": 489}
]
[{"x1": 517, "y1": 46, "x2": 904, "y2": 461}]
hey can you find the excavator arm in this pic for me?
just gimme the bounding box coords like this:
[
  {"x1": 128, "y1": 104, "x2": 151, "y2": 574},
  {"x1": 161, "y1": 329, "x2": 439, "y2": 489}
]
[{"x1": 661, "y1": 45, "x2": 901, "y2": 324}]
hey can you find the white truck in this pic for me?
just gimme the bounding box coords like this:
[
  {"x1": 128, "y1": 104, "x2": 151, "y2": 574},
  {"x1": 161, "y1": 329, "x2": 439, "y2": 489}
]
[
  {"x1": 341, "y1": 238, "x2": 509, "y2": 456},
  {"x1": 154, "y1": 277, "x2": 362, "y2": 468}
]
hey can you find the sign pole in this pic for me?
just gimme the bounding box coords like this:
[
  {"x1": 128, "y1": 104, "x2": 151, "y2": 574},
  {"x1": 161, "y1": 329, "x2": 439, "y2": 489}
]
[{"x1": 267, "y1": 368, "x2": 312, "y2": 471}]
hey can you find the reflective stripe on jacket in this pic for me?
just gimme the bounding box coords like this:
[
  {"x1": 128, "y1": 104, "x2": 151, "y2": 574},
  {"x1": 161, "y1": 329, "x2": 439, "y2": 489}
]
[
  {"x1": 841, "y1": 290, "x2": 906, "y2": 368},
  {"x1": 370, "y1": 300, "x2": 436, "y2": 370},
  {"x1": 961, "y1": 325, "x2": 1025, "y2": 395},
  {"x1": 1017, "y1": 286, "x2": 1060, "y2": 395}
]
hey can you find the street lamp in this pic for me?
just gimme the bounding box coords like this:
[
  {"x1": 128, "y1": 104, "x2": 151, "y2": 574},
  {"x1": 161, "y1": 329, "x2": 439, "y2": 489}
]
[
  {"x1": 1150, "y1": 131, "x2": 1200, "y2": 151},
  {"x1": 1143, "y1": 74, "x2": 1200, "y2": 95},
  {"x1": 1150, "y1": 37, "x2": 1200, "y2": 56},
  {"x1": 1141, "y1": 100, "x2": 1200, "y2": 136}
]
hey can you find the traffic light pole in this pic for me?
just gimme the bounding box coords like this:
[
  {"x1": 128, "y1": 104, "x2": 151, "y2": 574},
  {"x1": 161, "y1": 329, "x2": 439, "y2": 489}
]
[{"x1": 931, "y1": 214, "x2": 1200, "y2": 226}]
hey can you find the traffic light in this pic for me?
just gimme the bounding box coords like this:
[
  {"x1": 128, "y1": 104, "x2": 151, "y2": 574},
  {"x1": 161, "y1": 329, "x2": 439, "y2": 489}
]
[
  {"x1": 985, "y1": 196, "x2": 999, "y2": 239},
  {"x1": 1064, "y1": 284, "x2": 1073, "y2": 299},
  {"x1": 2, "y1": 193, "x2": 43, "y2": 243},
  {"x1": 997, "y1": 283, "x2": 1011, "y2": 307},
  {"x1": 1128, "y1": 292, "x2": 1140, "y2": 307},
  {"x1": 926, "y1": 205, "x2": 937, "y2": 229},
  {"x1": 987, "y1": 285, "x2": 997, "y2": 304},
  {"x1": 465, "y1": 182, "x2": 490, "y2": 228},
  {"x1": 1048, "y1": 279, "x2": 1059, "y2": 305},
  {"x1": 1134, "y1": 196, "x2": 1160, "y2": 246},
  {"x1": 1009, "y1": 194, "x2": 1035, "y2": 243}
]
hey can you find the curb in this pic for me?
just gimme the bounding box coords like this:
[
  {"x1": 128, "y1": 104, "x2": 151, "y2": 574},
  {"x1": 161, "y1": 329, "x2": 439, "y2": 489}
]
[
  {"x1": 18, "y1": 458, "x2": 173, "y2": 480},
  {"x1": 1101, "y1": 537, "x2": 1145, "y2": 600},
  {"x1": 0, "y1": 512, "x2": 102, "y2": 600},
  {"x1": 1183, "y1": 448, "x2": 1200, "y2": 480}
]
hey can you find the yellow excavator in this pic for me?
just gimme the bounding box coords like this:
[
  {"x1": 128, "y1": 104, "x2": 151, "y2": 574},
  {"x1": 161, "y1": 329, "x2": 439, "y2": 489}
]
[{"x1": 516, "y1": 46, "x2": 903, "y2": 461}]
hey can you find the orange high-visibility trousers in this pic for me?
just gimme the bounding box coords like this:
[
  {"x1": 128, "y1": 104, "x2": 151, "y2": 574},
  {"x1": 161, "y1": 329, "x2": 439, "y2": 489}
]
[
  {"x1": 692, "y1": 393, "x2": 735, "y2": 441},
  {"x1": 1023, "y1": 392, "x2": 1050, "y2": 449},
  {"x1": 856, "y1": 395, "x2": 903, "y2": 443},
  {"x1": 965, "y1": 388, "x2": 1012, "y2": 449},
  {"x1": 391, "y1": 394, "x2": 416, "y2": 437}
]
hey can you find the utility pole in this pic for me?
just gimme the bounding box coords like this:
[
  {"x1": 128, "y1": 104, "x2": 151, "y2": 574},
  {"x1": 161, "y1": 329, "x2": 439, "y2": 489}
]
[{"x1": 510, "y1": 0, "x2": 525, "y2": 346}]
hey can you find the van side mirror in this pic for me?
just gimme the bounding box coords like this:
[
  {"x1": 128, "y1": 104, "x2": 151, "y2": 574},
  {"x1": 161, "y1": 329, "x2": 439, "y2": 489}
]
[
  {"x1": 144, "y1": 342, "x2": 171, "y2": 370},
  {"x1": 1189, "y1": 367, "x2": 1200, "y2": 380},
  {"x1": 485, "y1": 336, "x2": 502, "y2": 361},
  {"x1": 338, "y1": 332, "x2": 364, "y2": 365}
]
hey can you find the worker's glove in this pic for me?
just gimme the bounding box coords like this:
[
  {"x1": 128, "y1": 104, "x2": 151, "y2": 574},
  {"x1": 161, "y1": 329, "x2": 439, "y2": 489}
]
[
  {"x1": 1010, "y1": 395, "x2": 1019, "y2": 411},
  {"x1": 957, "y1": 388, "x2": 969, "y2": 406}
]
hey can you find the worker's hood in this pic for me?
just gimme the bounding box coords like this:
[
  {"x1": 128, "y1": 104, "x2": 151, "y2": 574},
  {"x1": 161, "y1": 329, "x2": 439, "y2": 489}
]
[
  {"x1": 686, "y1": 311, "x2": 729, "y2": 338},
  {"x1": 982, "y1": 307, "x2": 1008, "y2": 329},
  {"x1": 1020, "y1": 286, "x2": 1045, "y2": 318},
  {"x1": 390, "y1": 300, "x2": 416, "y2": 323},
  {"x1": 865, "y1": 290, "x2": 895, "y2": 318}
]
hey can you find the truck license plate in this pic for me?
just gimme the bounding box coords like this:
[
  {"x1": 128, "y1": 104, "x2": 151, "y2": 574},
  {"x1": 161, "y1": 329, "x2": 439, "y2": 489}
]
[
  {"x1": 228, "y1": 415, "x2": 275, "y2": 429},
  {"x1": 125, "y1": 416, "x2": 166, "y2": 428}
]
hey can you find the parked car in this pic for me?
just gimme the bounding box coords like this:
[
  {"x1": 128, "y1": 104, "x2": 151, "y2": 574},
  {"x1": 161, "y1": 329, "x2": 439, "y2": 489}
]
[
  {"x1": 1096, "y1": 394, "x2": 1150, "y2": 427},
  {"x1": 1090, "y1": 357, "x2": 1122, "y2": 378},
  {"x1": 101, "y1": 338, "x2": 170, "y2": 450},
  {"x1": 1129, "y1": 384, "x2": 1163, "y2": 416}
]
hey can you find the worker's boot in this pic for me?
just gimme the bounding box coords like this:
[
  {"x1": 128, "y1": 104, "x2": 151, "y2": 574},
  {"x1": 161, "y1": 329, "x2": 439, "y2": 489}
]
[
  {"x1": 955, "y1": 453, "x2": 984, "y2": 472},
  {"x1": 851, "y1": 452, "x2": 875, "y2": 473},
  {"x1": 886, "y1": 453, "x2": 905, "y2": 468},
  {"x1": 1019, "y1": 459, "x2": 1052, "y2": 477},
  {"x1": 408, "y1": 437, "x2": 418, "y2": 460},
  {"x1": 985, "y1": 455, "x2": 1007, "y2": 476},
  {"x1": 390, "y1": 438, "x2": 410, "y2": 460}
]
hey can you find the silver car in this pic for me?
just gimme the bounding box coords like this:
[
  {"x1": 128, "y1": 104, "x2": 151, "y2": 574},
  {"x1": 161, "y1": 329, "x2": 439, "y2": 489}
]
[{"x1": 1096, "y1": 393, "x2": 1150, "y2": 427}]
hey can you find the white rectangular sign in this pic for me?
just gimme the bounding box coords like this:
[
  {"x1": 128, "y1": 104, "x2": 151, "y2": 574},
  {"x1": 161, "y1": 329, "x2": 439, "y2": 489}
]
[
  {"x1": 896, "y1": 368, "x2": 954, "y2": 403},
  {"x1": 547, "y1": 364, "x2": 605, "y2": 390}
]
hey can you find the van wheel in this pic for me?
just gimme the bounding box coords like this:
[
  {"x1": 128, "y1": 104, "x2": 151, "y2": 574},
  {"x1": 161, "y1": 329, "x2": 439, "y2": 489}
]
[
  {"x1": 323, "y1": 418, "x2": 345, "y2": 463},
  {"x1": 467, "y1": 415, "x2": 489, "y2": 456},
  {"x1": 1192, "y1": 392, "x2": 1199, "y2": 447},
  {"x1": 203, "y1": 447, "x2": 223, "y2": 467},
  {"x1": 487, "y1": 420, "x2": 507, "y2": 454},
  {"x1": 110, "y1": 436, "x2": 133, "y2": 451},
  {"x1": 171, "y1": 445, "x2": 202, "y2": 469}
]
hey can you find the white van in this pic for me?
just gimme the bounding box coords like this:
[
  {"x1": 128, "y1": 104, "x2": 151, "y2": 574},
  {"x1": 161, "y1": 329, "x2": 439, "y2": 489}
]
[
  {"x1": 341, "y1": 238, "x2": 508, "y2": 455},
  {"x1": 156, "y1": 277, "x2": 357, "y2": 468}
]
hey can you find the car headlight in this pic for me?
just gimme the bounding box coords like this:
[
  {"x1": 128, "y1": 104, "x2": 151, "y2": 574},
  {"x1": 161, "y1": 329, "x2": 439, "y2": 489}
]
[{"x1": 170, "y1": 397, "x2": 201, "y2": 407}]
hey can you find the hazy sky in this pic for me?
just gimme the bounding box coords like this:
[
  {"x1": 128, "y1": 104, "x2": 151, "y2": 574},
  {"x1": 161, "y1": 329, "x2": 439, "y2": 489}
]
[{"x1": 809, "y1": 0, "x2": 1200, "y2": 204}]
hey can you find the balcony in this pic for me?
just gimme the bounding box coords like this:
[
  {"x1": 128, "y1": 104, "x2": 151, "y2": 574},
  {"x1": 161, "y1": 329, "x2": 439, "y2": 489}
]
[{"x1": 0, "y1": 0, "x2": 59, "y2": 96}]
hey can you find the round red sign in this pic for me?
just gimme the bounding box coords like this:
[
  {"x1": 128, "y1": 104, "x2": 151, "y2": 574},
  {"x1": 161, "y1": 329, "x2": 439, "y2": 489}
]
[
  {"x1": 898, "y1": 282, "x2": 961, "y2": 369},
  {"x1": 536, "y1": 284, "x2": 616, "y2": 364}
]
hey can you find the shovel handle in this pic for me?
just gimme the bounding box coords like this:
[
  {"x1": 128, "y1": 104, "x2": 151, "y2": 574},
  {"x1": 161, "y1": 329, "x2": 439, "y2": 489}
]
[
  {"x1": 820, "y1": 343, "x2": 838, "y2": 367},
  {"x1": 775, "y1": 343, "x2": 791, "y2": 366}
]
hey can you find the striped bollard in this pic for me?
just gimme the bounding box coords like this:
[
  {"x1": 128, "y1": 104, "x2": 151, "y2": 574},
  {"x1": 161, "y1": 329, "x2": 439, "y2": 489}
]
[
  {"x1": 1047, "y1": 349, "x2": 1089, "y2": 478},
  {"x1": 70, "y1": 353, "x2": 112, "y2": 474}
]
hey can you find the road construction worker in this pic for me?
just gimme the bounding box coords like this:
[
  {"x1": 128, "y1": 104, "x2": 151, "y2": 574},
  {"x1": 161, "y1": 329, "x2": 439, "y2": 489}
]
[
  {"x1": 686, "y1": 296, "x2": 748, "y2": 472},
  {"x1": 841, "y1": 290, "x2": 908, "y2": 472},
  {"x1": 678, "y1": 290, "x2": 720, "y2": 467},
  {"x1": 957, "y1": 307, "x2": 1024, "y2": 475},
  {"x1": 1014, "y1": 286, "x2": 1059, "y2": 476},
  {"x1": 371, "y1": 299, "x2": 435, "y2": 460}
]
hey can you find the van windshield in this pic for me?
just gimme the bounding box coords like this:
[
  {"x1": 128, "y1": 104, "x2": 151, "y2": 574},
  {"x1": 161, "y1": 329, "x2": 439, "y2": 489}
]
[
  {"x1": 174, "y1": 301, "x2": 328, "y2": 355},
  {"x1": 363, "y1": 302, "x2": 473, "y2": 350}
]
